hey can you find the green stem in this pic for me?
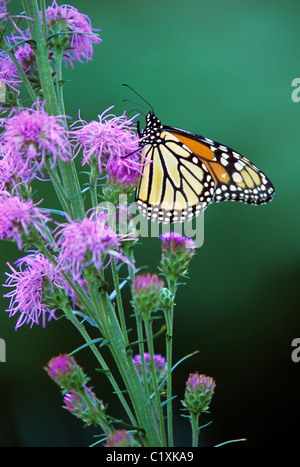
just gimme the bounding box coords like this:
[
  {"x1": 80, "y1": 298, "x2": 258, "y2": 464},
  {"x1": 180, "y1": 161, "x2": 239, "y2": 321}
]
[
  {"x1": 98, "y1": 292, "x2": 161, "y2": 447},
  {"x1": 2, "y1": 40, "x2": 37, "y2": 102},
  {"x1": 64, "y1": 305, "x2": 137, "y2": 428},
  {"x1": 23, "y1": 0, "x2": 85, "y2": 220},
  {"x1": 144, "y1": 319, "x2": 166, "y2": 446},
  {"x1": 190, "y1": 412, "x2": 200, "y2": 447},
  {"x1": 165, "y1": 278, "x2": 177, "y2": 447},
  {"x1": 111, "y1": 261, "x2": 129, "y2": 347}
]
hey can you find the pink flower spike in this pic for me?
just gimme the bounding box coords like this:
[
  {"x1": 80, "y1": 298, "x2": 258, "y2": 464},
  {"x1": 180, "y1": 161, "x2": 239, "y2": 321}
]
[
  {"x1": 3, "y1": 253, "x2": 65, "y2": 330},
  {"x1": 2, "y1": 100, "x2": 71, "y2": 176},
  {"x1": 44, "y1": 1, "x2": 101, "y2": 67},
  {"x1": 71, "y1": 107, "x2": 142, "y2": 176},
  {"x1": 54, "y1": 210, "x2": 135, "y2": 279},
  {"x1": 0, "y1": 195, "x2": 51, "y2": 249}
]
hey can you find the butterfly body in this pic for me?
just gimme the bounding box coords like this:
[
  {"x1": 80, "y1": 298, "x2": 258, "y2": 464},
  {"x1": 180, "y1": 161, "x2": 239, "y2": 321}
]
[{"x1": 136, "y1": 111, "x2": 275, "y2": 223}]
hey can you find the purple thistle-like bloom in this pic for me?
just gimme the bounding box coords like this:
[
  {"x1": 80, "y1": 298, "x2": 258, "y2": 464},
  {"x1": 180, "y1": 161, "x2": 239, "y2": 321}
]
[
  {"x1": 0, "y1": 143, "x2": 36, "y2": 190},
  {"x1": 0, "y1": 50, "x2": 21, "y2": 92},
  {"x1": 183, "y1": 372, "x2": 216, "y2": 415},
  {"x1": 46, "y1": 354, "x2": 77, "y2": 380},
  {"x1": 186, "y1": 373, "x2": 216, "y2": 394},
  {"x1": 3, "y1": 253, "x2": 64, "y2": 329},
  {"x1": 133, "y1": 353, "x2": 167, "y2": 384},
  {"x1": 54, "y1": 210, "x2": 135, "y2": 279},
  {"x1": 0, "y1": 0, "x2": 9, "y2": 21},
  {"x1": 44, "y1": 1, "x2": 101, "y2": 66},
  {"x1": 71, "y1": 107, "x2": 142, "y2": 177},
  {"x1": 133, "y1": 352, "x2": 166, "y2": 372},
  {"x1": 104, "y1": 430, "x2": 140, "y2": 448},
  {"x1": 1, "y1": 101, "x2": 71, "y2": 176},
  {"x1": 0, "y1": 195, "x2": 51, "y2": 249},
  {"x1": 132, "y1": 273, "x2": 164, "y2": 318},
  {"x1": 45, "y1": 353, "x2": 90, "y2": 391},
  {"x1": 133, "y1": 273, "x2": 164, "y2": 293},
  {"x1": 160, "y1": 232, "x2": 196, "y2": 254},
  {"x1": 160, "y1": 232, "x2": 196, "y2": 280}
]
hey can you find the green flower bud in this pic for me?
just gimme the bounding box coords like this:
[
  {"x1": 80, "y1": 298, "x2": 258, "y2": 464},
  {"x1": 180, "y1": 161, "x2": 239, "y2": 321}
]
[
  {"x1": 44, "y1": 354, "x2": 90, "y2": 392},
  {"x1": 131, "y1": 273, "x2": 164, "y2": 320},
  {"x1": 159, "y1": 232, "x2": 196, "y2": 281},
  {"x1": 182, "y1": 373, "x2": 216, "y2": 415}
]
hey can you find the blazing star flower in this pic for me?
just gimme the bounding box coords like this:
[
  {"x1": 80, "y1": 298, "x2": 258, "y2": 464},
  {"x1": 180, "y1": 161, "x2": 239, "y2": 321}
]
[
  {"x1": 0, "y1": 50, "x2": 21, "y2": 93},
  {"x1": 133, "y1": 352, "x2": 167, "y2": 389},
  {"x1": 159, "y1": 232, "x2": 196, "y2": 281},
  {"x1": 0, "y1": 0, "x2": 9, "y2": 21},
  {"x1": 63, "y1": 386, "x2": 107, "y2": 426},
  {"x1": 71, "y1": 107, "x2": 142, "y2": 177},
  {"x1": 183, "y1": 373, "x2": 216, "y2": 415},
  {"x1": 45, "y1": 353, "x2": 90, "y2": 391},
  {"x1": 3, "y1": 253, "x2": 65, "y2": 329},
  {"x1": 44, "y1": 0, "x2": 101, "y2": 66},
  {"x1": 104, "y1": 430, "x2": 140, "y2": 448},
  {"x1": 0, "y1": 195, "x2": 51, "y2": 249},
  {"x1": 0, "y1": 143, "x2": 36, "y2": 190},
  {"x1": 2, "y1": 101, "x2": 71, "y2": 176},
  {"x1": 54, "y1": 210, "x2": 135, "y2": 279},
  {"x1": 132, "y1": 273, "x2": 164, "y2": 319}
]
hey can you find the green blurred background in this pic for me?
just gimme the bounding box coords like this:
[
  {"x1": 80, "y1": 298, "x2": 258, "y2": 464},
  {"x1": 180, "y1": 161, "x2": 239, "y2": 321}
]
[{"x1": 0, "y1": 0, "x2": 299, "y2": 447}]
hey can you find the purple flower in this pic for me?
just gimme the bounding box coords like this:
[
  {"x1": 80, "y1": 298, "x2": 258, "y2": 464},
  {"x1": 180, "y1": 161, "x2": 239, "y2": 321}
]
[
  {"x1": 54, "y1": 210, "x2": 135, "y2": 279},
  {"x1": 0, "y1": 50, "x2": 21, "y2": 93},
  {"x1": 1, "y1": 101, "x2": 71, "y2": 176},
  {"x1": 133, "y1": 352, "x2": 166, "y2": 372},
  {"x1": 183, "y1": 373, "x2": 216, "y2": 414},
  {"x1": 186, "y1": 373, "x2": 216, "y2": 394},
  {"x1": 133, "y1": 273, "x2": 164, "y2": 294},
  {"x1": 0, "y1": 143, "x2": 36, "y2": 190},
  {"x1": 104, "y1": 430, "x2": 140, "y2": 448},
  {"x1": 133, "y1": 353, "x2": 167, "y2": 386},
  {"x1": 3, "y1": 253, "x2": 64, "y2": 329},
  {"x1": 63, "y1": 386, "x2": 106, "y2": 426},
  {"x1": 44, "y1": 0, "x2": 101, "y2": 66},
  {"x1": 45, "y1": 353, "x2": 90, "y2": 391},
  {"x1": 0, "y1": 195, "x2": 51, "y2": 249},
  {"x1": 160, "y1": 232, "x2": 196, "y2": 280},
  {"x1": 71, "y1": 107, "x2": 142, "y2": 177},
  {"x1": 0, "y1": 0, "x2": 9, "y2": 21},
  {"x1": 45, "y1": 354, "x2": 77, "y2": 380},
  {"x1": 160, "y1": 232, "x2": 196, "y2": 254},
  {"x1": 132, "y1": 273, "x2": 164, "y2": 318},
  {"x1": 106, "y1": 156, "x2": 141, "y2": 193}
]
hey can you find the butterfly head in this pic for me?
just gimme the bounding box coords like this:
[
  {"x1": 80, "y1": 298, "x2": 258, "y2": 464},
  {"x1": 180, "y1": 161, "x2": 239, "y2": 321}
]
[{"x1": 140, "y1": 111, "x2": 163, "y2": 146}]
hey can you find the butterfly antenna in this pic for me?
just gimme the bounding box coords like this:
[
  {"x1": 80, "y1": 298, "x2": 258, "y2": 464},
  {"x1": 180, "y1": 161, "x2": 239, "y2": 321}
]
[{"x1": 122, "y1": 84, "x2": 155, "y2": 113}]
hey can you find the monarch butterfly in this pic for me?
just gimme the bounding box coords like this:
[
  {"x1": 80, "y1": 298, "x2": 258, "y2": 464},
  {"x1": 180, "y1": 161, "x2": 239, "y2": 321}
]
[{"x1": 134, "y1": 108, "x2": 275, "y2": 224}]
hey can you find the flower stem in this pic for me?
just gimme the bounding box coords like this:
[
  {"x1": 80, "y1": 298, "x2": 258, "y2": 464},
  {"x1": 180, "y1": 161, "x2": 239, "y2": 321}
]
[
  {"x1": 110, "y1": 260, "x2": 129, "y2": 347},
  {"x1": 23, "y1": 0, "x2": 85, "y2": 220},
  {"x1": 64, "y1": 305, "x2": 137, "y2": 428},
  {"x1": 190, "y1": 412, "x2": 200, "y2": 447},
  {"x1": 144, "y1": 319, "x2": 166, "y2": 446},
  {"x1": 164, "y1": 278, "x2": 177, "y2": 447}
]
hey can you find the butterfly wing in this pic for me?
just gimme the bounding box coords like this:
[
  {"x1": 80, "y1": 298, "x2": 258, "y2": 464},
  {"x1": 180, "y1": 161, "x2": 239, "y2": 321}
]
[
  {"x1": 136, "y1": 130, "x2": 216, "y2": 223},
  {"x1": 166, "y1": 126, "x2": 275, "y2": 206},
  {"x1": 136, "y1": 112, "x2": 275, "y2": 223}
]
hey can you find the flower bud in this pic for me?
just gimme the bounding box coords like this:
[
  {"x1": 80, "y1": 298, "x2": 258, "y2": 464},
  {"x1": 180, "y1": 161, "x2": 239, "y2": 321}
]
[
  {"x1": 44, "y1": 354, "x2": 90, "y2": 392},
  {"x1": 133, "y1": 353, "x2": 167, "y2": 392},
  {"x1": 159, "y1": 287, "x2": 174, "y2": 312},
  {"x1": 159, "y1": 232, "x2": 196, "y2": 281},
  {"x1": 63, "y1": 385, "x2": 107, "y2": 427},
  {"x1": 131, "y1": 273, "x2": 164, "y2": 320},
  {"x1": 182, "y1": 373, "x2": 216, "y2": 415},
  {"x1": 104, "y1": 429, "x2": 141, "y2": 447}
]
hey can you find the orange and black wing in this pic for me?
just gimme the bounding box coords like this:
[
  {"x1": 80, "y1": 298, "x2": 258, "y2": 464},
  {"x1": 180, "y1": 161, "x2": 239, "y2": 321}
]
[
  {"x1": 136, "y1": 112, "x2": 275, "y2": 224},
  {"x1": 167, "y1": 126, "x2": 275, "y2": 206}
]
